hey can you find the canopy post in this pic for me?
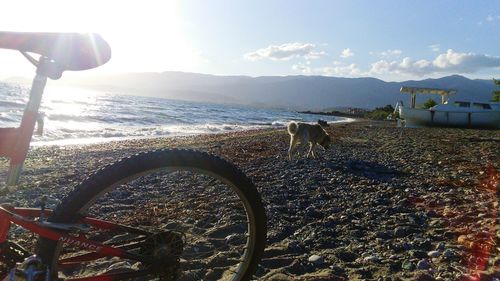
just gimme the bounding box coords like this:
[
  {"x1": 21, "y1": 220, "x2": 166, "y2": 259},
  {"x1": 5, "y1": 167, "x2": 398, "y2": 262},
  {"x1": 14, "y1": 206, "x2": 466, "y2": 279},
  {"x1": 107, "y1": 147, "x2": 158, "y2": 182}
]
[{"x1": 400, "y1": 86, "x2": 457, "y2": 107}]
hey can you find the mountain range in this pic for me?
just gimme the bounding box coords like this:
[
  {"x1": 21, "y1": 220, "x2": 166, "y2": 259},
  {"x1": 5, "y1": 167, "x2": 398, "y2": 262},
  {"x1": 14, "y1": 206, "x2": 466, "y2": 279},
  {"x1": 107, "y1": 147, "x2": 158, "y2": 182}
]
[{"x1": 5, "y1": 72, "x2": 496, "y2": 110}]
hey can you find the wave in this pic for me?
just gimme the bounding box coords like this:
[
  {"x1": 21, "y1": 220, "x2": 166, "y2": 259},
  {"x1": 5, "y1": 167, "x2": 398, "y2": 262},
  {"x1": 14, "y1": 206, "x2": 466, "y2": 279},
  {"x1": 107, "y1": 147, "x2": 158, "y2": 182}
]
[
  {"x1": 1, "y1": 85, "x2": 351, "y2": 145},
  {"x1": 0, "y1": 100, "x2": 25, "y2": 108}
]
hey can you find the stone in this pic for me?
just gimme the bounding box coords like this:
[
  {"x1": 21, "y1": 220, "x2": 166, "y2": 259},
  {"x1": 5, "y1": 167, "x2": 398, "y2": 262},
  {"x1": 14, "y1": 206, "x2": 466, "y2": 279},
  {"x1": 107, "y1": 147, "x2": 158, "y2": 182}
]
[
  {"x1": 394, "y1": 226, "x2": 409, "y2": 237},
  {"x1": 375, "y1": 231, "x2": 391, "y2": 239},
  {"x1": 287, "y1": 259, "x2": 306, "y2": 275},
  {"x1": 417, "y1": 259, "x2": 431, "y2": 270},
  {"x1": 389, "y1": 260, "x2": 401, "y2": 272},
  {"x1": 364, "y1": 255, "x2": 380, "y2": 263},
  {"x1": 402, "y1": 260, "x2": 415, "y2": 271},
  {"x1": 308, "y1": 254, "x2": 324, "y2": 266},
  {"x1": 442, "y1": 249, "x2": 457, "y2": 260},
  {"x1": 414, "y1": 271, "x2": 436, "y2": 281},
  {"x1": 305, "y1": 206, "x2": 323, "y2": 218},
  {"x1": 410, "y1": 250, "x2": 428, "y2": 259},
  {"x1": 336, "y1": 249, "x2": 357, "y2": 262},
  {"x1": 286, "y1": 240, "x2": 302, "y2": 252},
  {"x1": 427, "y1": 250, "x2": 441, "y2": 258},
  {"x1": 435, "y1": 242, "x2": 446, "y2": 251}
]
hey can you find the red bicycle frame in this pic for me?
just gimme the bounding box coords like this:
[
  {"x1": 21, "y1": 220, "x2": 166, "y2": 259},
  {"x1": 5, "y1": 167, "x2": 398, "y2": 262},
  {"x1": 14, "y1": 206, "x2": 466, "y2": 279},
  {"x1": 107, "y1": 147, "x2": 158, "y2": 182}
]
[
  {"x1": 0, "y1": 33, "x2": 168, "y2": 280},
  {"x1": 0, "y1": 204, "x2": 175, "y2": 280},
  {"x1": 0, "y1": 31, "x2": 111, "y2": 187},
  {"x1": 0, "y1": 71, "x2": 47, "y2": 186}
]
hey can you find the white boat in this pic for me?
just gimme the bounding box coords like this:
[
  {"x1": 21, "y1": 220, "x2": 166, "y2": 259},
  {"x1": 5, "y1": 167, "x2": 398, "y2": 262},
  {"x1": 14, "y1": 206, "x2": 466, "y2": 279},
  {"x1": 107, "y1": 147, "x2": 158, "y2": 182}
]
[{"x1": 396, "y1": 87, "x2": 500, "y2": 129}]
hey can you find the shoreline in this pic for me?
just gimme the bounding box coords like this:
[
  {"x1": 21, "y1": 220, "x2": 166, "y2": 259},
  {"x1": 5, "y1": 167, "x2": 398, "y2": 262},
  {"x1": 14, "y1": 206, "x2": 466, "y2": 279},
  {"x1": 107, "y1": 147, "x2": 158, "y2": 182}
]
[
  {"x1": 29, "y1": 117, "x2": 355, "y2": 147},
  {"x1": 1, "y1": 121, "x2": 498, "y2": 280},
  {"x1": 298, "y1": 110, "x2": 364, "y2": 119}
]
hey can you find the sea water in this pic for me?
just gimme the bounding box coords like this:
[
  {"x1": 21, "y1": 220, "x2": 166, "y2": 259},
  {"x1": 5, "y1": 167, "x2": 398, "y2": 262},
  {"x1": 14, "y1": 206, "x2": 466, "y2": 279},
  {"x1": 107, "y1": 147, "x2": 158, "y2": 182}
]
[{"x1": 0, "y1": 83, "x2": 351, "y2": 145}]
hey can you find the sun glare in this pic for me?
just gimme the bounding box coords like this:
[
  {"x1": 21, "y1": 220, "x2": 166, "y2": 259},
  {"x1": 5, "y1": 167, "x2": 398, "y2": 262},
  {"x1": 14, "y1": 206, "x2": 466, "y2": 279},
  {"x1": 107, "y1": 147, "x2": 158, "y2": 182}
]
[{"x1": 0, "y1": 0, "x2": 203, "y2": 77}]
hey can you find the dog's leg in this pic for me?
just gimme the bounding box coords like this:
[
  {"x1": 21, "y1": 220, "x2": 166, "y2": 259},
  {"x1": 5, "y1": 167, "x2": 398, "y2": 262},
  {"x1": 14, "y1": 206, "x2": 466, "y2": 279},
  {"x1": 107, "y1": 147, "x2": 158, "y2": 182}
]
[
  {"x1": 299, "y1": 131, "x2": 309, "y2": 159},
  {"x1": 288, "y1": 137, "x2": 298, "y2": 160},
  {"x1": 310, "y1": 143, "x2": 317, "y2": 159},
  {"x1": 307, "y1": 142, "x2": 314, "y2": 158}
]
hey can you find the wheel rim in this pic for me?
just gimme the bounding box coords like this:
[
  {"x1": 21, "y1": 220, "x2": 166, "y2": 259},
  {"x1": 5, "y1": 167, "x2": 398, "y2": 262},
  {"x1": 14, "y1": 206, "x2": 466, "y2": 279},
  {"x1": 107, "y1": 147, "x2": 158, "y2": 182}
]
[{"x1": 49, "y1": 167, "x2": 258, "y2": 281}]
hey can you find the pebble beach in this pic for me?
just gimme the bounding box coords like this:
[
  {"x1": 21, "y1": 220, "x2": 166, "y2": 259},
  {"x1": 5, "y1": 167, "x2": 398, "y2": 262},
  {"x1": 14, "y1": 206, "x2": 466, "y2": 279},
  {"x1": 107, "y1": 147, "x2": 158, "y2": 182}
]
[{"x1": 1, "y1": 120, "x2": 499, "y2": 280}]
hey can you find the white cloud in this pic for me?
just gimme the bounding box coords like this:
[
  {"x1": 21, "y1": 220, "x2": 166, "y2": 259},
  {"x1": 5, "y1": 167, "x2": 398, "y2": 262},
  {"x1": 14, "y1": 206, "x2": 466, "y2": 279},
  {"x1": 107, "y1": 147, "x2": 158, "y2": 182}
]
[
  {"x1": 340, "y1": 48, "x2": 354, "y2": 58},
  {"x1": 428, "y1": 44, "x2": 440, "y2": 52},
  {"x1": 319, "y1": 63, "x2": 361, "y2": 76},
  {"x1": 415, "y1": 59, "x2": 431, "y2": 69},
  {"x1": 400, "y1": 57, "x2": 414, "y2": 69},
  {"x1": 292, "y1": 60, "x2": 362, "y2": 77},
  {"x1": 432, "y1": 49, "x2": 500, "y2": 72},
  {"x1": 384, "y1": 49, "x2": 402, "y2": 58},
  {"x1": 292, "y1": 63, "x2": 312, "y2": 74},
  {"x1": 370, "y1": 49, "x2": 500, "y2": 76},
  {"x1": 371, "y1": 49, "x2": 402, "y2": 58},
  {"x1": 485, "y1": 15, "x2": 500, "y2": 22},
  {"x1": 244, "y1": 43, "x2": 325, "y2": 61}
]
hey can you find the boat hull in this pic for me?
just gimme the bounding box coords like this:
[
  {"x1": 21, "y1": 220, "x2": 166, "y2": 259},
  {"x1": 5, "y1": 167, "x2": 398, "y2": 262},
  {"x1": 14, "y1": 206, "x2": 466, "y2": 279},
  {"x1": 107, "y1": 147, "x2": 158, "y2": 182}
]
[{"x1": 399, "y1": 107, "x2": 500, "y2": 129}]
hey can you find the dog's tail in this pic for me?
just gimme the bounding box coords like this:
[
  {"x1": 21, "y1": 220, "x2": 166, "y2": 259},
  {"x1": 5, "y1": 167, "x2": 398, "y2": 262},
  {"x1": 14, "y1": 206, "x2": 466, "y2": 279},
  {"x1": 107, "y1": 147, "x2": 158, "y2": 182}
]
[{"x1": 287, "y1": 121, "x2": 298, "y2": 135}]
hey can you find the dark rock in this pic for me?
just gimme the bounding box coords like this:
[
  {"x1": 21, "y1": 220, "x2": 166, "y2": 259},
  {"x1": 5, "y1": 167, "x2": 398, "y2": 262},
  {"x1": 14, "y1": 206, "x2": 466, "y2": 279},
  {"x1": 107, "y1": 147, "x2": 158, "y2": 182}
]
[
  {"x1": 353, "y1": 267, "x2": 373, "y2": 279},
  {"x1": 336, "y1": 249, "x2": 357, "y2": 262},
  {"x1": 389, "y1": 260, "x2": 401, "y2": 272},
  {"x1": 286, "y1": 240, "x2": 302, "y2": 253},
  {"x1": 286, "y1": 259, "x2": 306, "y2": 275},
  {"x1": 427, "y1": 250, "x2": 440, "y2": 258},
  {"x1": 394, "y1": 226, "x2": 409, "y2": 237},
  {"x1": 410, "y1": 250, "x2": 428, "y2": 259},
  {"x1": 415, "y1": 239, "x2": 433, "y2": 251},
  {"x1": 442, "y1": 249, "x2": 458, "y2": 261},
  {"x1": 375, "y1": 231, "x2": 391, "y2": 239},
  {"x1": 414, "y1": 271, "x2": 435, "y2": 281},
  {"x1": 416, "y1": 259, "x2": 431, "y2": 270},
  {"x1": 402, "y1": 260, "x2": 415, "y2": 271},
  {"x1": 305, "y1": 206, "x2": 324, "y2": 218}
]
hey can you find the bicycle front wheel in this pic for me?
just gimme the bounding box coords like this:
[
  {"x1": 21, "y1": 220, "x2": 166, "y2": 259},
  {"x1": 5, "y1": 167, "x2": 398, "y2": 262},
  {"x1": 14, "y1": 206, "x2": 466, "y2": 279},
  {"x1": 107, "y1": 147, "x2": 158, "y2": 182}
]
[{"x1": 37, "y1": 149, "x2": 266, "y2": 281}]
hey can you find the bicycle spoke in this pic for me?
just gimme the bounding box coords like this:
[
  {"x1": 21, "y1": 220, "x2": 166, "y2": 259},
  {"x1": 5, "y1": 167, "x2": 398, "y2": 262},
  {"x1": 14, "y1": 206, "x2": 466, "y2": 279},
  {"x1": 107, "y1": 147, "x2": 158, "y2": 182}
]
[{"x1": 37, "y1": 150, "x2": 265, "y2": 280}]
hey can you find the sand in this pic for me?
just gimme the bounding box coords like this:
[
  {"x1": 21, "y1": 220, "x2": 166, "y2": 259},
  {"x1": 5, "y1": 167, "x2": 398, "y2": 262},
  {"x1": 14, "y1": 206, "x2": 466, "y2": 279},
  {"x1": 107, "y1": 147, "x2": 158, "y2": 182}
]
[{"x1": 1, "y1": 120, "x2": 498, "y2": 280}]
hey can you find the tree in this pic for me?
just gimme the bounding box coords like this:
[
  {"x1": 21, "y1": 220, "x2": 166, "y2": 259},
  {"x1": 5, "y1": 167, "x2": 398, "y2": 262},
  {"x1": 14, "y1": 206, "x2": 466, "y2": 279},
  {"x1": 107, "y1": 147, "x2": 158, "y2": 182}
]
[
  {"x1": 423, "y1": 98, "x2": 438, "y2": 109},
  {"x1": 493, "y1": 79, "x2": 500, "y2": 102},
  {"x1": 364, "y1": 104, "x2": 395, "y2": 120}
]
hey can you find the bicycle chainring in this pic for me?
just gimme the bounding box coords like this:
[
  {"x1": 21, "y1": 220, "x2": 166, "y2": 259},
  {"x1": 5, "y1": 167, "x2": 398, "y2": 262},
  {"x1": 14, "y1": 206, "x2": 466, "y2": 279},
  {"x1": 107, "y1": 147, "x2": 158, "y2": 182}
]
[
  {"x1": 140, "y1": 231, "x2": 184, "y2": 279},
  {"x1": 0, "y1": 242, "x2": 30, "y2": 276}
]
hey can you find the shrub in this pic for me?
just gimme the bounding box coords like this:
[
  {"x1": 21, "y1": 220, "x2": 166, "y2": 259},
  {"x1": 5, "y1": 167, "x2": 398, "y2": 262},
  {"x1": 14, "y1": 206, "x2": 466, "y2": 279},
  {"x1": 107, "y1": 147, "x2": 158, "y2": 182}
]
[{"x1": 423, "y1": 99, "x2": 438, "y2": 109}]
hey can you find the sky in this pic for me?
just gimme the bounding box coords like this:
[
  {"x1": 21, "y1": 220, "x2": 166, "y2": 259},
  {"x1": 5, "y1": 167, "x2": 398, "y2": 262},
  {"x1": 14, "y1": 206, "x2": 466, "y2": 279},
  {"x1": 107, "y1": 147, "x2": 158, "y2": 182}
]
[{"x1": 0, "y1": 0, "x2": 499, "y2": 81}]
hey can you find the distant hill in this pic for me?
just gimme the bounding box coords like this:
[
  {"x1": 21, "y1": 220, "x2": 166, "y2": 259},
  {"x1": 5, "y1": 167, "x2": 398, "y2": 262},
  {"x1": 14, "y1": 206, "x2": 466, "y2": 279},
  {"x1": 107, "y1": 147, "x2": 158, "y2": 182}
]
[{"x1": 4, "y1": 72, "x2": 495, "y2": 110}]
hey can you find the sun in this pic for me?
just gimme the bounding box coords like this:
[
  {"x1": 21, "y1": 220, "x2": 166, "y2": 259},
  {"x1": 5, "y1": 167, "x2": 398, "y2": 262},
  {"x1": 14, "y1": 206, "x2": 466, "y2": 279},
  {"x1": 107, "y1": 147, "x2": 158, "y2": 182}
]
[{"x1": 0, "y1": 0, "x2": 204, "y2": 78}]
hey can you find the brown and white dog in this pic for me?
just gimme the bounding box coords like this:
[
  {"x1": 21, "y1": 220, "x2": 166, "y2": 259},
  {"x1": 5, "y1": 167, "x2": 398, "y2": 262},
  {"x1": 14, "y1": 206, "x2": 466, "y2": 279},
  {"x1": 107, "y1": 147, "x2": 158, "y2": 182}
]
[{"x1": 287, "y1": 121, "x2": 331, "y2": 160}]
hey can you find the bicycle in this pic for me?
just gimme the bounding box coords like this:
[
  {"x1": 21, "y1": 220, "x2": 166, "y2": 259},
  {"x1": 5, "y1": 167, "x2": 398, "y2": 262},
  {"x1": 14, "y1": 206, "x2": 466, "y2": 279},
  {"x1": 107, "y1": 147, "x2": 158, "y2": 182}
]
[{"x1": 0, "y1": 32, "x2": 266, "y2": 281}]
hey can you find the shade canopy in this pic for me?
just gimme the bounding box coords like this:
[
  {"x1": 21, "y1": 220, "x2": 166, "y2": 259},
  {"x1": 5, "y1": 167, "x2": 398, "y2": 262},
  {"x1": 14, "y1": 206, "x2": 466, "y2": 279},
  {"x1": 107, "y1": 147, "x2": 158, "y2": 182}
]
[{"x1": 400, "y1": 87, "x2": 457, "y2": 96}]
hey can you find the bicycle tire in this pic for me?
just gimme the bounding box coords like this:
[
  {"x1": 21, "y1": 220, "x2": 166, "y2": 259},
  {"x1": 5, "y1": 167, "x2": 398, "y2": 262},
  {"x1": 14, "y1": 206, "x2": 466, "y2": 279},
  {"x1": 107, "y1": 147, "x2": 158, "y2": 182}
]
[{"x1": 37, "y1": 149, "x2": 266, "y2": 280}]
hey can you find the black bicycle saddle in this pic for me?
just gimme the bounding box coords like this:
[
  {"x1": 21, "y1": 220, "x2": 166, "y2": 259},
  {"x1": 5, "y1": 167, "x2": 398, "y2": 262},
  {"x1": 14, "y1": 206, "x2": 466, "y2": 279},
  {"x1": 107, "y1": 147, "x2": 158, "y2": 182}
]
[{"x1": 0, "y1": 31, "x2": 111, "y2": 71}]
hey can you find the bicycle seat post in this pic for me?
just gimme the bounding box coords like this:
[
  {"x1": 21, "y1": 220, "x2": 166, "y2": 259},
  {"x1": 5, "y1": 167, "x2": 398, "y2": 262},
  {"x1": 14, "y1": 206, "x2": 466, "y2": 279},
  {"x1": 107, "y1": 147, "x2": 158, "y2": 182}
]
[{"x1": 6, "y1": 58, "x2": 56, "y2": 186}]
